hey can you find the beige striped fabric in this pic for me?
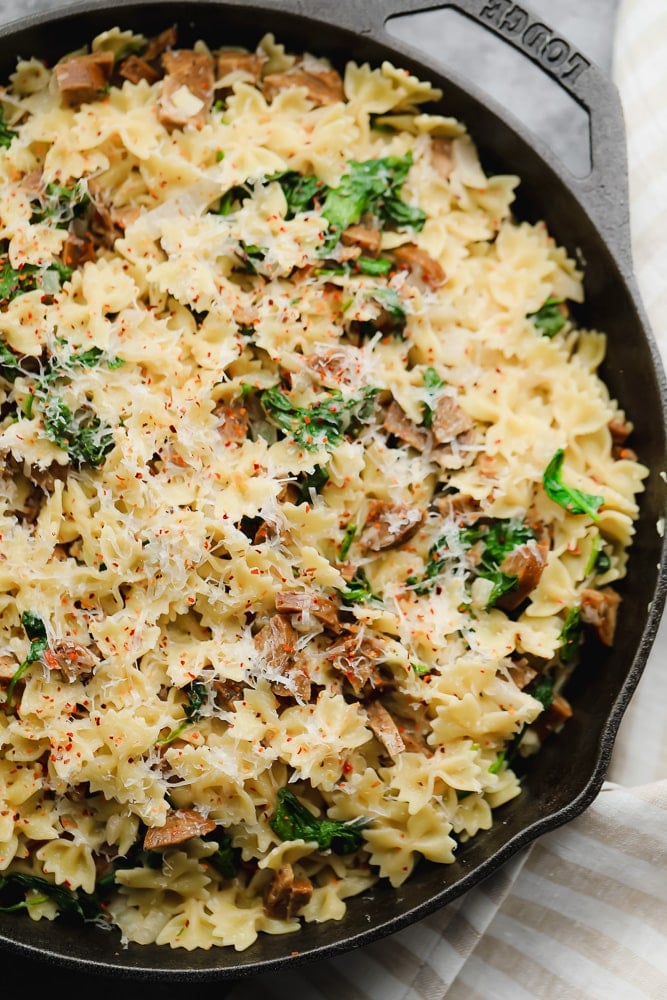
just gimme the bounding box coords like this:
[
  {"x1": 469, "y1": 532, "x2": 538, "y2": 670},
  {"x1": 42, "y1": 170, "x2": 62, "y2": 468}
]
[
  {"x1": 227, "y1": 2, "x2": 667, "y2": 997},
  {"x1": 607, "y1": 0, "x2": 667, "y2": 793}
]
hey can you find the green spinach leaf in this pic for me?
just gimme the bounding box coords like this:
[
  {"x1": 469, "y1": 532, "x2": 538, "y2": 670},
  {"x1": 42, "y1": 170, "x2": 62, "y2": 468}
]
[
  {"x1": 271, "y1": 787, "x2": 367, "y2": 855},
  {"x1": 0, "y1": 106, "x2": 17, "y2": 149},
  {"x1": 421, "y1": 366, "x2": 444, "y2": 428},
  {"x1": 156, "y1": 679, "x2": 208, "y2": 746},
  {"x1": 527, "y1": 297, "x2": 568, "y2": 337},
  {"x1": 270, "y1": 170, "x2": 326, "y2": 218},
  {"x1": 5, "y1": 611, "x2": 48, "y2": 706},
  {"x1": 558, "y1": 607, "x2": 582, "y2": 664},
  {"x1": 43, "y1": 397, "x2": 114, "y2": 468},
  {"x1": 409, "y1": 518, "x2": 535, "y2": 606},
  {"x1": 543, "y1": 449, "x2": 603, "y2": 520},
  {"x1": 31, "y1": 180, "x2": 90, "y2": 228},
  {"x1": 320, "y1": 154, "x2": 425, "y2": 251},
  {"x1": 261, "y1": 385, "x2": 378, "y2": 451}
]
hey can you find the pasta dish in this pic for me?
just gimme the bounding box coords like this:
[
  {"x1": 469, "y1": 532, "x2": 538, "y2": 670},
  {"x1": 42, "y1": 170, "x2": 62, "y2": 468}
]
[{"x1": 0, "y1": 25, "x2": 646, "y2": 950}]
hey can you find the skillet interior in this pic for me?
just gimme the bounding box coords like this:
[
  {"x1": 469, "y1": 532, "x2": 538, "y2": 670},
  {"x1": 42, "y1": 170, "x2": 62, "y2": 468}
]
[{"x1": 0, "y1": 0, "x2": 665, "y2": 982}]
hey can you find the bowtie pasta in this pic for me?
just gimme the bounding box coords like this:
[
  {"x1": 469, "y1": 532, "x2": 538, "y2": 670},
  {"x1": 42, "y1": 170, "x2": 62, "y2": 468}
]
[{"x1": 0, "y1": 25, "x2": 646, "y2": 950}]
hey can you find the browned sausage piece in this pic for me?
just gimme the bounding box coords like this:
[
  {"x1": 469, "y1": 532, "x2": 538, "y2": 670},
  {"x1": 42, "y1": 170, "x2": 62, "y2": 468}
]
[
  {"x1": 383, "y1": 400, "x2": 430, "y2": 452},
  {"x1": 533, "y1": 691, "x2": 573, "y2": 741},
  {"x1": 159, "y1": 50, "x2": 215, "y2": 128},
  {"x1": 143, "y1": 26, "x2": 178, "y2": 63},
  {"x1": 54, "y1": 51, "x2": 115, "y2": 108},
  {"x1": 432, "y1": 427, "x2": 478, "y2": 471},
  {"x1": 430, "y1": 136, "x2": 455, "y2": 179},
  {"x1": 341, "y1": 223, "x2": 382, "y2": 257},
  {"x1": 263, "y1": 863, "x2": 313, "y2": 919},
  {"x1": 143, "y1": 808, "x2": 216, "y2": 851},
  {"x1": 87, "y1": 185, "x2": 141, "y2": 249},
  {"x1": 275, "y1": 590, "x2": 342, "y2": 631},
  {"x1": 496, "y1": 541, "x2": 549, "y2": 611},
  {"x1": 213, "y1": 678, "x2": 245, "y2": 708},
  {"x1": 365, "y1": 700, "x2": 405, "y2": 758},
  {"x1": 214, "y1": 400, "x2": 249, "y2": 445},
  {"x1": 262, "y1": 67, "x2": 344, "y2": 106},
  {"x1": 580, "y1": 587, "x2": 621, "y2": 646},
  {"x1": 430, "y1": 395, "x2": 473, "y2": 445},
  {"x1": 336, "y1": 560, "x2": 360, "y2": 583},
  {"x1": 507, "y1": 658, "x2": 538, "y2": 690},
  {"x1": 254, "y1": 614, "x2": 311, "y2": 702},
  {"x1": 608, "y1": 414, "x2": 638, "y2": 460},
  {"x1": 326, "y1": 634, "x2": 384, "y2": 697},
  {"x1": 305, "y1": 347, "x2": 365, "y2": 389},
  {"x1": 19, "y1": 493, "x2": 43, "y2": 523},
  {"x1": 254, "y1": 614, "x2": 297, "y2": 671},
  {"x1": 21, "y1": 169, "x2": 43, "y2": 200},
  {"x1": 525, "y1": 508, "x2": 551, "y2": 546},
  {"x1": 400, "y1": 727, "x2": 433, "y2": 755},
  {"x1": 613, "y1": 444, "x2": 638, "y2": 462},
  {"x1": 0, "y1": 655, "x2": 17, "y2": 682},
  {"x1": 217, "y1": 50, "x2": 266, "y2": 85},
  {"x1": 392, "y1": 244, "x2": 446, "y2": 289},
  {"x1": 359, "y1": 499, "x2": 423, "y2": 553},
  {"x1": 27, "y1": 462, "x2": 69, "y2": 493},
  {"x1": 62, "y1": 232, "x2": 97, "y2": 270},
  {"x1": 118, "y1": 54, "x2": 161, "y2": 85},
  {"x1": 44, "y1": 640, "x2": 99, "y2": 681},
  {"x1": 608, "y1": 415, "x2": 633, "y2": 446},
  {"x1": 433, "y1": 493, "x2": 481, "y2": 523}
]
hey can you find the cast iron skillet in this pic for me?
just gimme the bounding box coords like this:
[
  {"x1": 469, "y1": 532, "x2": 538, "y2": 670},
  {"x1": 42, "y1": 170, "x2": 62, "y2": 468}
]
[{"x1": 1, "y1": 0, "x2": 666, "y2": 988}]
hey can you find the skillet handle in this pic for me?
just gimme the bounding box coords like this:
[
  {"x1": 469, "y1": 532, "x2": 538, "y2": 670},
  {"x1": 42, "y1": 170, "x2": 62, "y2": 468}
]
[{"x1": 312, "y1": 0, "x2": 631, "y2": 275}]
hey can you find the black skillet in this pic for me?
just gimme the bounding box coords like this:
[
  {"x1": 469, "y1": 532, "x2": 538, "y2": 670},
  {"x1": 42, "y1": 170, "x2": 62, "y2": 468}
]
[{"x1": 0, "y1": 0, "x2": 666, "y2": 990}]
